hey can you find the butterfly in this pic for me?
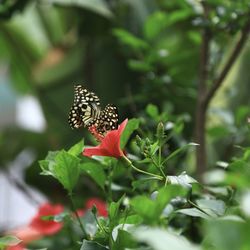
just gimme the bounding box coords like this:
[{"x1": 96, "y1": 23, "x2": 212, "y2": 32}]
[{"x1": 68, "y1": 85, "x2": 119, "y2": 138}]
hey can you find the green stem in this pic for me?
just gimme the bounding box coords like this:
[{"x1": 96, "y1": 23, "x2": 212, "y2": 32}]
[
  {"x1": 158, "y1": 143, "x2": 162, "y2": 166},
  {"x1": 69, "y1": 193, "x2": 88, "y2": 237},
  {"x1": 94, "y1": 214, "x2": 108, "y2": 234},
  {"x1": 107, "y1": 167, "x2": 113, "y2": 202},
  {"x1": 151, "y1": 156, "x2": 166, "y2": 178},
  {"x1": 122, "y1": 156, "x2": 163, "y2": 180}
]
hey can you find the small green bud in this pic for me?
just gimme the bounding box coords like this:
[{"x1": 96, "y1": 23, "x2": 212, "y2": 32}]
[
  {"x1": 156, "y1": 122, "x2": 165, "y2": 140},
  {"x1": 135, "y1": 135, "x2": 142, "y2": 148},
  {"x1": 145, "y1": 138, "x2": 151, "y2": 147},
  {"x1": 91, "y1": 205, "x2": 98, "y2": 215}
]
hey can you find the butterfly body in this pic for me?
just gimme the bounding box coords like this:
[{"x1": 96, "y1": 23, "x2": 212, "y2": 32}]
[{"x1": 68, "y1": 85, "x2": 118, "y2": 139}]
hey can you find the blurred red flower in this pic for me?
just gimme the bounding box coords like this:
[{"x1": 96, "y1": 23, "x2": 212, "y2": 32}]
[
  {"x1": 6, "y1": 226, "x2": 43, "y2": 250},
  {"x1": 83, "y1": 119, "x2": 128, "y2": 158},
  {"x1": 76, "y1": 198, "x2": 108, "y2": 218},
  {"x1": 86, "y1": 198, "x2": 108, "y2": 217},
  {"x1": 29, "y1": 203, "x2": 64, "y2": 235},
  {"x1": 6, "y1": 243, "x2": 26, "y2": 250}
]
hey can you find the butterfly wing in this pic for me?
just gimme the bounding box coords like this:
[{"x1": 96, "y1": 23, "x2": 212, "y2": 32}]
[
  {"x1": 94, "y1": 104, "x2": 119, "y2": 135},
  {"x1": 68, "y1": 85, "x2": 101, "y2": 129}
]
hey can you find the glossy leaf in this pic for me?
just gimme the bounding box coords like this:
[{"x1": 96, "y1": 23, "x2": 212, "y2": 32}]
[
  {"x1": 0, "y1": 236, "x2": 21, "y2": 248},
  {"x1": 80, "y1": 240, "x2": 108, "y2": 250},
  {"x1": 79, "y1": 162, "x2": 106, "y2": 190},
  {"x1": 50, "y1": 0, "x2": 113, "y2": 19},
  {"x1": 134, "y1": 227, "x2": 201, "y2": 250},
  {"x1": 120, "y1": 118, "x2": 140, "y2": 148},
  {"x1": 68, "y1": 140, "x2": 84, "y2": 156},
  {"x1": 53, "y1": 150, "x2": 80, "y2": 193}
]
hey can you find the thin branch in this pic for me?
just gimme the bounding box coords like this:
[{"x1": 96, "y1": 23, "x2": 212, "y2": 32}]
[{"x1": 204, "y1": 18, "x2": 250, "y2": 109}]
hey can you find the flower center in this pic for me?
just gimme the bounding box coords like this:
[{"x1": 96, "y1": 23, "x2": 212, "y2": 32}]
[{"x1": 88, "y1": 125, "x2": 105, "y2": 142}]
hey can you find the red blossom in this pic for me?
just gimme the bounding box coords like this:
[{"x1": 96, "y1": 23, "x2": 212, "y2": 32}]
[
  {"x1": 85, "y1": 198, "x2": 108, "y2": 217},
  {"x1": 83, "y1": 119, "x2": 128, "y2": 158},
  {"x1": 29, "y1": 203, "x2": 64, "y2": 235},
  {"x1": 6, "y1": 243, "x2": 26, "y2": 250},
  {"x1": 6, "y1": 226, "x2": 42, "y2": 250},
  {"x1": 76, "y1": 198, "x2": 108, "y2": 218}
]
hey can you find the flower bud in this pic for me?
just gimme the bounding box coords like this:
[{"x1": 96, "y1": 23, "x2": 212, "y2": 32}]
[
  {"x1": 135, "y1": 135, "x2": 142, "y2": 148},
  {"x1": 91, "y1": 205, "x2": 98, "y2": 215},
  {"x1": 156, "y1": 122, "x2": 165, "y2": 140}
]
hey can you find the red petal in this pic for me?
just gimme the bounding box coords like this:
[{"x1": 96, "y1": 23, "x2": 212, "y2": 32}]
[
  {"x1": 29, "y1": 203, "x2": 64, "y2": 236},
  {"x1": 83, "y1": 119, "x2": 128, "y2": 158},
  {"x1": 6, "y1": 244, "x2": 26, "y2": 250},
  {"x1": 85, "y1": 198, "x2": 108, "y2": 217}
]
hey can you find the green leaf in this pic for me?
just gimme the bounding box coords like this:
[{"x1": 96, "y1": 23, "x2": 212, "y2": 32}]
[
  {"x1": 130, "y1": 196, "x2": 155, "y2": 222},
  {"x1": 79, "y1": 162, "x2": 106, "y2": 190},
  {"x1": 144, "y1": 11, "x2": 168, "y2": 40},
  {"x1": 53, "y1": 150, "x2": 80, "y2": 193},
  {"x1": 156, "y1": 186, "x2": 187, "y2": 213},
  {"x1": 146, "y1": 104, "x2": 159, "y2": 119},
  {"x1": 196, "y1": 199, "x2": 225, "y2": 217},
  {"x1": 112, "y1": 29, "x2": 149, "y2": 51},
  {"x1": 134, "y1": 227, "x2": 201, "y2": 250},
  {"x1": 108, "y1": 195, "x2": 125, "y2": 230},
  {"x1": 39, "y1": 151, "x2": 59, "y2": 176},
  {"x1": 128, "y1": 59, "x2": 153, "y2": 72},
  {"x1": 80, "y1": 240, "x2": 108, "y2": 250},
  {"x1": 167, "y1": 172, "x2": 198, "y2": 188},
  {"x1": 177, "y1": 208, "x2": 210, "y2": 219},
  {"x1": 82, "y1": 211, "x2": 98, "y2": 238},
  {"x1": 131, "y1": 186, "x2": 187, "y2": 223},
  {"x1": 144, "y1": 10, "x2": 193, "y2": 40},
  {"x1": 68, "y1": 140, "x2": 84, "y2": 156},
  {"x1": 113, "y1": 229, "x2": 137, "y2": 250},
  {"x1": 205, "y1": 218, "x2": 248, "y2": 250},
  {"x1": 51, "y1": 0, "x2": 113, "y2": 19},
  {"x1": 0, "y1": 236, "x2": 22, "y2": 248},
  {"x1": 119, "y1": 214, "x2": 143, "y2": 225},
  {"x1": 120, "y1": 118, "x2": 140, "y2": 149},
  {"x1": 207, "y1": 125, "x2": 231, "y2": 138},
  {"x1": 132, "y1": 177, "x2": 158, "y2": 190}
]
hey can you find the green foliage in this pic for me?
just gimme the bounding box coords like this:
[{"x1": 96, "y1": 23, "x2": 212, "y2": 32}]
[
  {"x1": 40, "y1": 150, "x2": 80, "y2": 193},
  {"x1": 79, "y1": 161, "x2": 106, "y2": 190},
  {"x1": 0, "y1": 236, "x2": 21, "y2": 250},
  {"x1": 80, "y1": 240, "x2": 107, "y2": 250},
  {"x1": 35, "y1": 117, "x2": 250, "y2": 250},
  {"x1": 120, "y1": 118, "x2": 140, "y2": 149},
  {"x1": 130, "y1": 186, "x2": 187, "y2": 223},
  {"x1": 1, "y1": 1, "x2": 250, "y2": 250},
  {"x1": 134, "y1": 227, "x2": 201, "y2": 250}
]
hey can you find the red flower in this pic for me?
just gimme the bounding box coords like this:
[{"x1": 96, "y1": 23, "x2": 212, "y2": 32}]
[
  {"x1": 29, "y1": 203, "x2": 64, "y2": 235},
  {"x1": 6, "y1": 226, "x2": 42, "y2": 250},
  {"x1": 76, "y1": 198, "x2": 108, "y2": 218},
  {"x1": 85, "y1": 198, "x2": 108, "y2": 217},
  {"x1": 6, "y1": 244, "x2": 26, "y2": 250},
  {"x1": 83, "y1": 119, "x2": 128, "y2": 158}
]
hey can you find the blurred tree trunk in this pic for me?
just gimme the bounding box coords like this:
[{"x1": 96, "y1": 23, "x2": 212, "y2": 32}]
[{"x1": 195, "y1": 4, "x2": 250, "y2": 180}]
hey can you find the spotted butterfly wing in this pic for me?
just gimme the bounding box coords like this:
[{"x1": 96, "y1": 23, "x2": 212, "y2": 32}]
[
  {"x1": 68, "y1": 85, "x2": 101, "y2": 129},
  {"x1": 93, "y1": 104, "x2": 119, "y2": 135},
  {"x1": 68, "y1": 85, "x2": 119, "y2": 137}
]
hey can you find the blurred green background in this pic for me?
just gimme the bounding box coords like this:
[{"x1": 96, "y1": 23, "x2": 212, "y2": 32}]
[{"x1": 0, "y1": 0, "x2": 250, "y2": 230}]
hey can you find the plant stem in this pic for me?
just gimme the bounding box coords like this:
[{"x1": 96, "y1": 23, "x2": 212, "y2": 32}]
[
  {"x1": 151, "y1": 156, "x2": 166, "y2": 179},
  {"x1": 93, "y1": 214, "x2": 108, "y2": 234},
  {"x1": 107, "y1": 167, "x2": 113, "y2": 202},
  {"x1": 122, "y1": 155, "x2": 163, "y2": 180},
  {"x1": 68, "y1": 193, "x2": 88, "y2": 237}
]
